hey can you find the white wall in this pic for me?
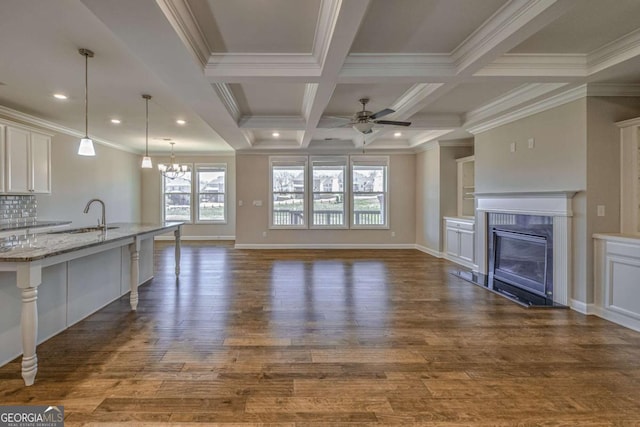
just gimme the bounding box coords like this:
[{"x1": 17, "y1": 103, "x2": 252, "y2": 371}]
[
  {"x1": 141, "y1": 155, "x2": 236, "y2": 239},
  {"x1": 235, "y1": 153, "x2": 415, "y2": 246},
  {"x1": 36, "y1": 133, "x2": 141, "y2": 226}
]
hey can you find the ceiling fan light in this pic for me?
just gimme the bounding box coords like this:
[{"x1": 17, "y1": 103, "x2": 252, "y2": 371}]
[
  {"x1": 78, "y1": 137, "x2": 95, "y2": 156},
  {"x1": 353, "y1": 122, "x2": 374, "y2": 134},
  {"x1": 141, "y1": 156, "x2": 152, "y2": 168}
]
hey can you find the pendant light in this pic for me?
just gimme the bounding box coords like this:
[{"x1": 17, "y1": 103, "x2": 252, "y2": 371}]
[
  {"x1": 141, "y1": 94, "x2": 153, "y2": 168},
  {"x1": 78, "y1": 48, "x2": 95, "y2": 156}
]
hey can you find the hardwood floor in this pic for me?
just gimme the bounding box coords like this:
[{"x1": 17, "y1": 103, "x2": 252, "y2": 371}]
[{"x1": 1, "y1": 241, "x2": 640, "y2": 426}]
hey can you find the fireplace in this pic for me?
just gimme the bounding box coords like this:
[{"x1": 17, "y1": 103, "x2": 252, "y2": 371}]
[
  {"x1": 488, "y1": 213, "x2": 554, "y2": 305},
  {"x1": 475, "y1": 191, "x2": 576, "y2": 307}
]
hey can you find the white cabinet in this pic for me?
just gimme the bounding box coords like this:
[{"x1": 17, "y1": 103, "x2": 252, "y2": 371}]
[
  {"x1": 456, "y1": 155, "x2": 475, "y2": 218},
  {"x1": 444, "y1": 217, "x2": 475, "y2": 269},
  {"x1": 4, "y1": 125, "x2": 51, "y2": 194}
]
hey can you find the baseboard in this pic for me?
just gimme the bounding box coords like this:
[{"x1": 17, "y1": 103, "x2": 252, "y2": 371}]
[
  {"x1": 569, "y1": 299, "x2": 594, "y2": 314},
  {"x1": 414, "y1": 244, "x2": 443, "y2": 258},
  {"x1": 443, "y1": 254, "x2": 476, "y2": 270},
  {"x1": 155, "y1": 235, "x2": 236, "y2": 241},
  {"x1": 233, "y1": 243, "x2": 416, "y2": 250},
  {"x1": 589, "y1": 305, "x2": 640, "y2": 333}
]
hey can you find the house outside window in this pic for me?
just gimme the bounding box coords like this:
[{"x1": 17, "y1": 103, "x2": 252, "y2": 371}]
[
  {"x1": 311, "y1": 157, "x2": 347, "y2": 228},
  {"x1": 196, "y1": 164, "x2": 227, "y2": 223},
  {"x1": 162, "y1": 167, "x2": 192, "y2": 222},
  {"x1": 351, "y1": 156, "x2": 389, "y2": 228},
  {"x1": 270, "y1": 157, "x2": 307, "y2": 228}
]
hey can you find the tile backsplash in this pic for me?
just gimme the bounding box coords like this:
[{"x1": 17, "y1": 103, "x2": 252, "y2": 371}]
[{"x1": 0, "y1": 195, "x2": 37, "y2": 226}]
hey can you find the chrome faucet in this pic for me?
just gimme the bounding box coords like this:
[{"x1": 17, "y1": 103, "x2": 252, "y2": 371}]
[{"x1": 83, "y1": 198, "x2": 106, "y2": 229}]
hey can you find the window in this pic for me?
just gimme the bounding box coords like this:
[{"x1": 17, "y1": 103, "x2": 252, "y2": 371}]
[
  {"x1": 270, "y1": 157, "x2": 307, "y2": 228},
  {"x1": 268, "y1": 156, "x2": 390, "y2": 230},
  {"x1": 162, "y1": 167, "x2": 192, "y2": 222},
  {"x1": 196, "y1": 164, "x2": 226, "y2": 223},
  {"x1": 311, "y1": 157, "x2": 347, "y2": 228},
  {"x1": 351, "y1": 157, "x2": 388, "y2": 228}
]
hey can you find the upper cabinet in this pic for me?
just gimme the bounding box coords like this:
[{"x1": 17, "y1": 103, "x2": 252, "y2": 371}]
[
  {"x1": 4, "y1": 124, "x2": 52, "y2": 194},
  {"x1": 456, "y1": 155, "x2": 475, "y2": 218},
  {"x1": 618, "y1": 118, "x2": 640, "y2": 234}
]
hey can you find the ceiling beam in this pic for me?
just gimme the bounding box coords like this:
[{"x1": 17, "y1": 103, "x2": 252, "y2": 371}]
[
  {"x1": 299, "y1": 0, "x2": 372, "y2": 148},
  {"x1": 80, "y1": 0, "x2": 253, "y2": 150}
]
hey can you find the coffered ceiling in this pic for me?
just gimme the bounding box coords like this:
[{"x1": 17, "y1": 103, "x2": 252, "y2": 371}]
[{"x1": 1, "y1": 0, "x2": 640, "y2": 155}]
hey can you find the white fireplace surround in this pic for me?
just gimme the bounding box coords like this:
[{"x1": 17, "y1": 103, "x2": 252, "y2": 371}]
[{"x1": 475, "y1": 191, "x2": 577, "y2": 306}]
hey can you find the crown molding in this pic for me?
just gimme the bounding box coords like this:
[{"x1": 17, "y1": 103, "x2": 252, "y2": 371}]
[
  {"x1": 476, "y1": 54, "x2": 586, "y2": 77},
  {"x1": 408, "y1": 130, "x2": 455, "y2": 148},
  {"x1": 212, "y1": 83, "x2": 241, "y2": 122},
  {"x1": 467, "y1": 84, "x2": 587, "y2": 134},
  {"x1": 238, "y1": 116, "x2": 306, "y2": 130},
  {"x1": 339, "y1": 53, "x2": 454, "y2": 82},
  {"x1": 312, "y1": 0, "x2": 342, "y2": 68},
  {"x1": 0, "y1": 105, "x2": 138, "y2": 154},
  {"x1": 302, "y1": 83, "x2": 318, "y2": 120},
  {"x1": 156, "y1": 0, "x2": 210, "y2": 67},
  {"x1": 390, "y1": 84, "x2": 444, "y2": 117},
  {"x1": 588, "y1": 28, "x2": 640, "y2": 75},
  {"x1": 585, "y1": 83, "x2": 640, "y2": 97},
  {"x1": 452, "y1": 0, "x2": 572, "y2": 74},
  {"x1": 205, "y1": 53, "x2": 321, "y2": 82},
  {"x1": 465, "y1": 83, "x2": 568, "y2": 126}
]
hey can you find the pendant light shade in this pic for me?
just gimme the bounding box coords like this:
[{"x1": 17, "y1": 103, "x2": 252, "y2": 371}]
[
  {"x1": 141, "y1": 94, "x2": 153, "y2": 168},
  {"x1": 78, "y1": 48, "x2": 95, "y2": 156}
]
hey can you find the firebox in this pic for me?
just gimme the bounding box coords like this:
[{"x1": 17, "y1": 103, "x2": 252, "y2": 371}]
[{"x1": 488, "y1": 213, "x2": 554, "y2": 305}]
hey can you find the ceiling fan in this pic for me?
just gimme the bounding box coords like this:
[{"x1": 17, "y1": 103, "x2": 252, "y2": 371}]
[{"x1": 336, "y1": 98, "x2": 411, "y2": 134}]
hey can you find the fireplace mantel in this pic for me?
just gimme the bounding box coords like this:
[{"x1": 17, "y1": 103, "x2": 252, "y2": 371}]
[
  {"x1": 475, "y1": 191, "x2": 578, "y2": 306},
  {"x1": 475, "y1": 191, "x2": 579, "y2": 217}
]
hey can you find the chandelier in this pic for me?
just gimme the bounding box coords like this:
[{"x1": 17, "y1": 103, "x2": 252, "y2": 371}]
[{"x1": 158, "y1": 142, "x2": 188, "y2": 179}]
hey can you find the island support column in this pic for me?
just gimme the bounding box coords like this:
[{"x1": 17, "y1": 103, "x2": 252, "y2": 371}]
[
  {"x1": 129, "y1": 238, "x2": 140, "y2": 310},
  {"x1": 174, "y1": 226, "x2": 181, "y2": 277},
  {"x1": 17, "y1": 261, "x2": 42, "y2": 386}
]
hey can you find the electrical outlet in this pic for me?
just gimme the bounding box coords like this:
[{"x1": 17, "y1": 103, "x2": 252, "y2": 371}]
[
  {"x1": 238, "y1": 200, "x2": 243, "y2": 206},
  {"x1": 262, "y1": 231, "x2": 267, "y2": 238},
  {"x1": 510, "y1": 142, "x2": 516, "y2": 153},
  {"x1": 391, "y1": 231, "x2": 396, "y2": 237},
  {"x1": 597, "y1": 205, "x2": 605, "y2": 217},
  {"x1": 528, "y1": 138, "x2": 535, "y2": 149}
]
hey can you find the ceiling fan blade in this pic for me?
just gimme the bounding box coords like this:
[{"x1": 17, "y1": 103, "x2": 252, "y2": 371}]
[
  {"x1": 369, "y1": 108, "x2": 395, "y2": 120},
  {"x1": 374, "y1": 120, "x2": 411, "y2": 126}
]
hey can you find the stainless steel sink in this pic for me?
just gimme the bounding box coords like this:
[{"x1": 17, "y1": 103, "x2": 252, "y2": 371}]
[{"x1": 48, "y1": 226, "x2": 119, "y2": 234}]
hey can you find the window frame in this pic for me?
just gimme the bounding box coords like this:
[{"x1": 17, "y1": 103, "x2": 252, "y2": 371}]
[
  {"x1": 309, "y1": 156, "x2": 349, "y2": 229},
  {"x1": 350, "y1": 156, "x2": 390, "y2": 229},
  {"x1": 269, "y1": 156, "x2": 308, "y2": 229},
  {"x1": 194, "y1": 163, "x2": 228, "y2": 224},
  {"x1": 161, "y1": 163, "x2": 194, "y2": 224}
]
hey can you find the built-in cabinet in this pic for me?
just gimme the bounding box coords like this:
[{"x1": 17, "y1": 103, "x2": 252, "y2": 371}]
[
  {"x1": 3, "y1": 123, "x2": 51, "y2": 194},
  {"x1": 444, "y1": 217, "x2": 475, "y2": 269},
  {"x1": 456, "y1": 155, "x2": 475, "y2": 218}
]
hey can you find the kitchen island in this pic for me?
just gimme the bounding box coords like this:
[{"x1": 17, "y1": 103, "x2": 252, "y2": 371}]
[{"x1": 0, "y1": 222, "x2": 182, "y2": 386}]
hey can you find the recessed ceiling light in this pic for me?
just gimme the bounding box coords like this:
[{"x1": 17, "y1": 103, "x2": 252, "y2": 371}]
[
  {"x1": 394, "y1": 132, "x2": 402, "y2": 137},
  {"x1": 110, "y1": 119, "x2": 121, "y2": 124},
  {"x1": 176, "y1": 119, "x2": 186, "y2": 125},
  {"x1": 272, "y1": 132, "x2": 280, "y2": 137},
  {"x1": 53, "y1": 93, "x2": 68, "y2": 100}
]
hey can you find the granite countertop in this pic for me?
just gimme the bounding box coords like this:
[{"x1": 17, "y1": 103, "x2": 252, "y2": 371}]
[
  {"x1": 0, "y1": 222, "x2": 183, "y2": 262},
  {"x1": 0, "y1": 220, "x2": 72, "y2": 232}
]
